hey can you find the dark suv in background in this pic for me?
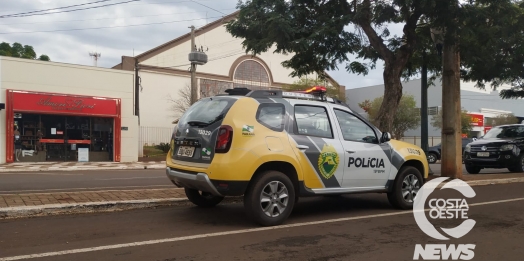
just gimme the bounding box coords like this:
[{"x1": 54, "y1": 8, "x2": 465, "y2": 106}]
[
  {"x1": 463, "y1": 124, "x2": 524, "y2": 174},
  {"x1": 426, "y1": 138, "x2": 476, "y2": 164}
]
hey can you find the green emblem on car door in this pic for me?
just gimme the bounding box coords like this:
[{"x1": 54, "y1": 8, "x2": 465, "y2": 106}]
[{"x1": 318, "y1": 144, "x2": 340, "y2": 179}]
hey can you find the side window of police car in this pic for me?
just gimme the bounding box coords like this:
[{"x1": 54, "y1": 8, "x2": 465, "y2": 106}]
[
  {"x1": 294, "y1": 105, "x2": 333, "y2": 139},
  {"x1": 256, "y1": 103, "x2": 285, "y2": 131},
  {"x1": 333, "y1": 109, "x2": 378, "y2": 143}
]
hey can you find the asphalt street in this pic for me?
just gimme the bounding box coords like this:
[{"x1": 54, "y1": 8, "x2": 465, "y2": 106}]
[
  {"x1": 0, "y1": 182, "x2": 522, "y2": 261},
  {"x1": 0, "y1": 169, "x2": 172, "y2": 194},
  {"x1": 0, "y1": 163, "x2": 510, "y2": 194}
]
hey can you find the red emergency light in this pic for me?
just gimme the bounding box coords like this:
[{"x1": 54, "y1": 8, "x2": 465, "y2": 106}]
[{"x1": 305, "y1": 86, "x2": 327, "y2": 94}]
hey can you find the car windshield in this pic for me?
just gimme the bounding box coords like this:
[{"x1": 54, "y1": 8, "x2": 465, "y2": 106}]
[
  {"x1": 483, "y1": 125, "x2": 524, "y2": 139},
  {"x1": 178, "y1": 98, "x2": 231, "y2": 126}
]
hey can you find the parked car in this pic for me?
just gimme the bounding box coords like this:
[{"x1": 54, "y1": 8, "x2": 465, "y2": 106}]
[
  {"x1": 165, "y1": 86, "x2": 429, "y2": 226},
  {"x1": 463, "y1": 124, "x2": 524, "y2": 174},
  {"x1": 426, "y1": 138, "x2": 476, "y2": 164}
]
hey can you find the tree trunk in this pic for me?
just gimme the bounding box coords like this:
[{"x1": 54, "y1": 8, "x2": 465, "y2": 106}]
[
  {"x1": 440, "y1": 42, "x2": 462, "y2": 179},
  {"x1": 375, "y1": 65, "x2": 403, "y2": 134}
]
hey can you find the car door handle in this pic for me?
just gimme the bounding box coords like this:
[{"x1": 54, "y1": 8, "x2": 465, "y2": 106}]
[
  {"x1": 346, "y1": 150, "x2": 355, "y2": 154},
  {"x1": 296, "y1": 145, "x2": 309, "y2": 150}
]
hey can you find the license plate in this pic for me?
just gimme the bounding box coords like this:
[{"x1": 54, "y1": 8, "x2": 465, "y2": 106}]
[
  {"x1": 477, "y1": 152, "x2": 490, "y2": 157},
  {"x1": 177, "y1": 146, "x2": 195, "y2": 157}
]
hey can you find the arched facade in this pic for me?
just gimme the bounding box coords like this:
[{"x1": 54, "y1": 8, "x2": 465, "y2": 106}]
[{"x1": 232, "y1": 59, "x2": 271, "y2": 91}]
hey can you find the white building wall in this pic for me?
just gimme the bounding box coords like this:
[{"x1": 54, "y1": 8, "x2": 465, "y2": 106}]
[
  {"x1": 140, "y1": 24, "x2": 317, "y2": 86},
  {"x1": 138, "y1": 70, "x2": 190, "y2": 128},
  {"x1": 0, "y1": 57, "x2": 137, "y2": 163}
]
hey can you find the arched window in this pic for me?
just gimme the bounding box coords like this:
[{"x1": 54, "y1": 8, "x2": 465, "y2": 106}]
[{"x1": 233, "y1": 60, "x2": 271, "y2": 90}]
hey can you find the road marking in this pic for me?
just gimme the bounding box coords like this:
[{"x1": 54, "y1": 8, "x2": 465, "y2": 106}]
[
  {"x1": 1, "y1": 197, "x2": 523, "y2": 261},
  {"x1": 0, "y1": 185, "x2": 176, "y2": 195},
  {"x1": 95, "y1": 176, "x2": 166, "y2": 180}
]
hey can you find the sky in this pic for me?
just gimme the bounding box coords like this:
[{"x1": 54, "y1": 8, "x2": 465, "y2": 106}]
[{"x1": 0, "y1": 0, "x2": 500, "y2": 93}]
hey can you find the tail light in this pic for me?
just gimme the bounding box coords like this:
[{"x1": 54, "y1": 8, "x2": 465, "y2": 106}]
[{"x1": 215, "y1": 125, "x2": 233, "y2": 153}]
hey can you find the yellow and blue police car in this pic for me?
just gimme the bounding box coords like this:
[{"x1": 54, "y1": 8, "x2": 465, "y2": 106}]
[{"x1": 166, "y1": 86, "x2": 429, "y2": 226}]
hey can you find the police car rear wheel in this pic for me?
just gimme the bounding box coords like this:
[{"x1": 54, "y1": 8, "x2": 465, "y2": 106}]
[
  {"x1": 387, "y1": 166, "x2": 423, "y2": 210},
  {"x1": 184, "y1": 188, "x2": 224, "y2": 208},
  {"x1": 244, "y1": 170, "x2": 295, "y2": 226}
]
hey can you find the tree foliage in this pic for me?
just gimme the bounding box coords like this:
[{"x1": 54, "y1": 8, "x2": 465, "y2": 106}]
[
  {"x1": 489, "y1": 113, "x2": 520, "y2": 126},
  {"x1": 358, "y1": 94, "x2": 420, "y2": 139},
  {"x1": 226, "y1": 0, "x2": 431, "y2": 133},
  {"x1": 0, "y1": 42, "x2": 51, "y2": 61},
  {"x1": 282, "y1": 77, "x2": 345, "y2": 101},
  {"x1": 431, "y1": 109, "x2": 473, "y2": 135},
  {"x1": 225, "y1": 0, "x2": 524, "y2": 132}
]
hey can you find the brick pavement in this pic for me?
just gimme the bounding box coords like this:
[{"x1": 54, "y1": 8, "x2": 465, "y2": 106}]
[
  {"x1": 0, "y1": 161, "x2": 166, "y2": 172},
  {"x1": 0, "y1": 188, "x2": 186, "y2": 208}
]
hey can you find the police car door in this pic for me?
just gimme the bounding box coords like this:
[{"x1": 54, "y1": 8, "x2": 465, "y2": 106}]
[
  {"x1": 329, "y1": 106, "x2": 392, "y2": 189},
  {"x1": 286, "y1": 100, "x2": 346, "y2": 190}
]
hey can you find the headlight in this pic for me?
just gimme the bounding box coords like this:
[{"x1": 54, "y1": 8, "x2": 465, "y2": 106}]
[
  {"x1": 500, "y1": 144, "x2": 515, "y2": 151},
  {"x1": 465, "y1": 144, "x2": 471, "y2": 152}
]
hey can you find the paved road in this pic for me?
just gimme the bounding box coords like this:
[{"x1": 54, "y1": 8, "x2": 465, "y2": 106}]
[
  {"x1": 0, "y1": 169, "x2": 172, "y2": 194},
  {"x1": 0, "y1": 163, "x2": 510, "y2": 194},
  {"x1": 0, "y1": 182, "x2": 522, "y2": 261}
]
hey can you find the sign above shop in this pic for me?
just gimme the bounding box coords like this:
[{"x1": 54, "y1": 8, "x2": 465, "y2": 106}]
[
  {"x1": 10, "y1": 91, "x2": 119, "y2": 117},
  {"x1": 469, "y1": 114, "x2": 484, "y2": 126}
]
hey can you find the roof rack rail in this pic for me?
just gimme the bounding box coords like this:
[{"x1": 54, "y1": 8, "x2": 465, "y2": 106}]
[{"x1": 222, "y1": 87, "x2": 349, "y2": 108}]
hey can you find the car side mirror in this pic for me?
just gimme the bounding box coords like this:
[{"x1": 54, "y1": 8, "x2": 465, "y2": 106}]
[{"x1": 381, "y1": 132, "x2": 391, "y2": 143}]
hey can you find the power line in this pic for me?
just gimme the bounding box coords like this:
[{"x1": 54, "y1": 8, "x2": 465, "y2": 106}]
[
  {"x1": 0, "y1": 0, "x2": 115, "y2": 18},
  {"x1": 0, "y1": 8, "x2": 236, "y2": 25},
  {"x1": 0, "y1": 0, "x2": 140, "y2": 18},
  {"x1": 0, "y1": 16, "x2": 223, "y2": 34},
  {"x1": 188, "y1": 0, "x2": 226, "y2": 15}
]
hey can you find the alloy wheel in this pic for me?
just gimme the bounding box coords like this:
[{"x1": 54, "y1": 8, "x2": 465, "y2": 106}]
[
  {"x1": 401, "y1": 174, "x2": 420, "y2": 203},
  {"x1": 427, "y1": 154, "x2": 436, "y2": 163},
  {"x1": 260, "y1": 181, "x2": 289, "y2": 218}
]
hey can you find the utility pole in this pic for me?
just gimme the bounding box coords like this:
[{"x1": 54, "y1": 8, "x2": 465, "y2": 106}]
[
  {"x1": 189, "y1": 25, "x2": 198, "y2": 105},
  {"x1": 421, "y1": 54, "x2": 429, "y2": 153},
  {"x1": 188, "y1": 25, "x2": 208, "y2": 105},
  {"x1": 440, "y1": 38, "x2": 462, "y2": 179}
]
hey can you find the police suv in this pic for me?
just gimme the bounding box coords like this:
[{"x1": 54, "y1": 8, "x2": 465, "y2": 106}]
[{"x1": 166, "y1": 86, "x2": 429, "y2": 226}]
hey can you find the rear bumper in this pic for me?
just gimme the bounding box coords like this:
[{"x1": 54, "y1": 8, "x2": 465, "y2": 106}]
[
  {"x1": 166, "y1": 167, "x2": 223, "y2": 197},
  {"x1": 165, "y1": 167, "x2": 249, "y2": 197}
]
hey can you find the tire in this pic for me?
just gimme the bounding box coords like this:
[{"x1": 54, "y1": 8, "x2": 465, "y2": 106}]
[
  {"x1": 244, "y1": 170, "x2": 295, "y2": 226},
  {"x1": 184, "y1": 188, "x2": 224, "y2": 208},
  {"x1": 387, "y1": 166, "x2": 423, "y2": 210},
  {"x1": 427, "y1": 153, "x2": 438, "y2": 164},
  {"x1": 465, "y1": 164, "x2": 481, "y2": 174},
  {"x1": 508, "y1": 154, "x2": 524, "y2": 173}
]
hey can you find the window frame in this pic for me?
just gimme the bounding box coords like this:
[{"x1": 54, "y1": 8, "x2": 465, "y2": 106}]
[
  {"x1": 333, "y1": 108, "x2": 380, "y2": 144},
  {"x1": 255, "y1": 103, "x2": 286, "y2": 132},
  {"x1": 293, "y1": 104, "x2": 334, "y2": 139}
]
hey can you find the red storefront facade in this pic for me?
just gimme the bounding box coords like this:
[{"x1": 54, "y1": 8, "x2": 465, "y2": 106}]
[{"x1": 5, "y1": 90, "x2": 121, "y2": 163}]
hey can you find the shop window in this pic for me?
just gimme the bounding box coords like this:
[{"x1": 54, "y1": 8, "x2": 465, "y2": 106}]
[{"x1": 12, "y1": 113, "x2": 114, "y2": 162}]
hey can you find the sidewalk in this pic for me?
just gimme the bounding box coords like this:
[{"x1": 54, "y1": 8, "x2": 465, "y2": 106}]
[{"x1": 0, "y1": 161, "x2": 166, "y2": 172}]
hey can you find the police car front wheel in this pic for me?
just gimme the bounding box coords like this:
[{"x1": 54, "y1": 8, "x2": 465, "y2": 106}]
[
  {"x1": 387, "y1": 166, "x2": 423, "y2": 210},
  {"x1": 244, "y1": 170, "x2": 296, "y2": 226}
]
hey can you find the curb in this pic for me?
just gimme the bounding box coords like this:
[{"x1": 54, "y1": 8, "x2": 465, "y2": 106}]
[{"x1": 1, "y1": 177, "x2": 523, "y2": 219}]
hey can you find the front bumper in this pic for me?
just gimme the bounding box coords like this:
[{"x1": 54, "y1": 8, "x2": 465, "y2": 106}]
[
  {"x1": 463, "y1": 151, "x2": 519, "y2": 168},
  {"x1": 166, "y1": 167, "x2": 223, "y2": 197}
]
